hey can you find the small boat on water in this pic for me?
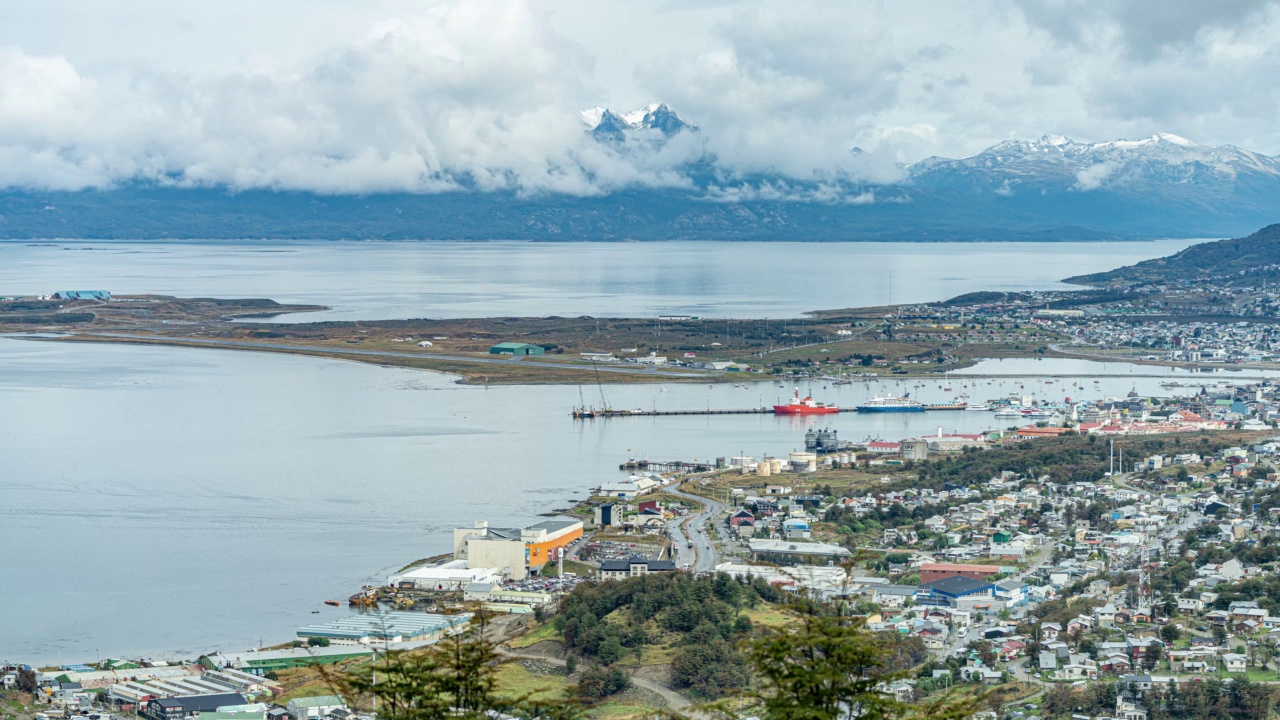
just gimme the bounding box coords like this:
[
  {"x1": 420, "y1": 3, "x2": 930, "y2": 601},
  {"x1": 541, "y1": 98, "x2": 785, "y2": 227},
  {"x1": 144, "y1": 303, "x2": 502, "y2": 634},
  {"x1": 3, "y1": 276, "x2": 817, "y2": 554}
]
[{"x1": 324, "y1": 600, "x2": 340, "y2": 607}]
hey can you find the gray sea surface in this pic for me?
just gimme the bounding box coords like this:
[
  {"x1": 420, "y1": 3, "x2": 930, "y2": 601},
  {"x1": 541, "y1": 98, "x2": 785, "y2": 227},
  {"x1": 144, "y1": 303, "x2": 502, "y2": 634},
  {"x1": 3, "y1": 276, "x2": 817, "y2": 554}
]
[
  {"x1": 0, "y1": 237, "x2": 1233, "y2": 663},
  {"x1": 0, "y1": 238, "x2": 1202, "y2": 321}
]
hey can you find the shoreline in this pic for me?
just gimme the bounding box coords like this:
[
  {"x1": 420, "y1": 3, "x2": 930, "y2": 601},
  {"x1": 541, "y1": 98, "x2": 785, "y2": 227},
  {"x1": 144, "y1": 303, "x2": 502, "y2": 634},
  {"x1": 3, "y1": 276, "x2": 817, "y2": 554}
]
[{"x1": 35, "y1": 330, "x2": 1280, "y2": 385}]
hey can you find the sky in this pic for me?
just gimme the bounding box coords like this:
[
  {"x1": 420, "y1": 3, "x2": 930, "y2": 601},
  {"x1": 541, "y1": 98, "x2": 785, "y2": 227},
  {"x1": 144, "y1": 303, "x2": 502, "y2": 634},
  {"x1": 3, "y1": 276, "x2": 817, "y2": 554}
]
[{"x1": 2, "y1": 0, "x2": 1279, "y2": 194}]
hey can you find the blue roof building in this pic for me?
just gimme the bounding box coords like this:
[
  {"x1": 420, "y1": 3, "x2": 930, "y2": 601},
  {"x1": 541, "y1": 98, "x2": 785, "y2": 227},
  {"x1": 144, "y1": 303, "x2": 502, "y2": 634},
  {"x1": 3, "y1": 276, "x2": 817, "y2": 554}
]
[
  {"x1": 53, "y1": 290, "x2": 112, "y2": 301},
  {"x1": 916, "y1": 576, "x2": 997, "y2": 606}
]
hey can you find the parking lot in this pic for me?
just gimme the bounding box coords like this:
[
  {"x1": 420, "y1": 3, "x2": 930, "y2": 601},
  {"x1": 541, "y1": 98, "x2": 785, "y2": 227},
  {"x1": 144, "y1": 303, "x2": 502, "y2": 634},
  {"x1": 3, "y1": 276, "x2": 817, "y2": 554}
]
[
  {"x1": 577, "y1": 539, "x2": 665, "y2": 563},
  {"x1": 504, "y1": 575, "x2": 585, "y2": 593}
]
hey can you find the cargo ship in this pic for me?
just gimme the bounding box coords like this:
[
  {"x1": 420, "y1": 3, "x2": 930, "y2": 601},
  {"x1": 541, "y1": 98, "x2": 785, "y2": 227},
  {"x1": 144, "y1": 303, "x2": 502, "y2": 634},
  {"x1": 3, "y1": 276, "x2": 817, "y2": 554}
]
[
  {"x1": 773, "y1": 390, "x2": 840, "y2": 415},
  {"x1": 855, "y1": 396, "x2": 925, "y2": 413}
]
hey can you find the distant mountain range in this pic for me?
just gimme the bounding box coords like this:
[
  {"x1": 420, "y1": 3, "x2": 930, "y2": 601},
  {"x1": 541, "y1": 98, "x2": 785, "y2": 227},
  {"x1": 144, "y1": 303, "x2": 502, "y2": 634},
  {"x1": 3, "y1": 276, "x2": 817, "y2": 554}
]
[{"x1": 2, "y1": 105, "x2": 1279, "y2": 241}]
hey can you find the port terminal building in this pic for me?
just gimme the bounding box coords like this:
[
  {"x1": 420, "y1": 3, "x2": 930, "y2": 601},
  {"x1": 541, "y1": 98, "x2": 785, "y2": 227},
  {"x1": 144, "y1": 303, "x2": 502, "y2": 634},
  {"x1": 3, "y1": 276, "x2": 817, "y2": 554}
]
[{"x1": 453, "y1": 518, "x2": 583, "y2": 580}]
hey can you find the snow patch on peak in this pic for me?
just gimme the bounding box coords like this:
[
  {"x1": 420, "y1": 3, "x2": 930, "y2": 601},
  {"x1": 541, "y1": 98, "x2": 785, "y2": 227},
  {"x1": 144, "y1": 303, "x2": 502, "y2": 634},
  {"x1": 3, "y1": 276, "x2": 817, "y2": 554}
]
[
  {"x1": 620, "y1": 103, "x2": 661, "y2": 126},
  {"x1": 1152, "y1": 132, "x2": 1196, "y2": 147},
  {"x1": 1099, "y1": 132, "x2": 1200, "y2": 151},
  {"x1": 580, "y1": 107, "x2": 606, "y2": 128},
  {"x1": 1039, "y1": 134, "x2": 1072, "y2": 147}
]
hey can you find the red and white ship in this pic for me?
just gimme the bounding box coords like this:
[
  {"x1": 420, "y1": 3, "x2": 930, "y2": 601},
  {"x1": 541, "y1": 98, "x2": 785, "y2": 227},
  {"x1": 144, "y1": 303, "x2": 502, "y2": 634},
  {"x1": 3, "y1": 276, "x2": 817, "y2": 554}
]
[{"x1": 773, "y1": 390, "x2": 840, "y2": 415}]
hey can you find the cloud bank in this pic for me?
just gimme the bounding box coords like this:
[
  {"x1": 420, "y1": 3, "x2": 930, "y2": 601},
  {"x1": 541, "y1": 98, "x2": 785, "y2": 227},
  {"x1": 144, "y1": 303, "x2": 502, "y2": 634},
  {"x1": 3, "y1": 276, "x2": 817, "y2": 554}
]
[{"x1": 1, "y1": 0, "x2": 1280, "y2": 194}]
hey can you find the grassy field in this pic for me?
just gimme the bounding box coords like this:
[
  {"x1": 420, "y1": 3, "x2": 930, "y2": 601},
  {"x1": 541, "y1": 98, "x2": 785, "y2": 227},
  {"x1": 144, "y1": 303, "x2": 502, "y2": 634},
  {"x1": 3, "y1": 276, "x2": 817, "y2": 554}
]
[
  {"x1": 2, "y1": 691, "x2": 38, "y2": 720},
  {"x1": 494, "y1": 663, "x2": 571, "y2": 702},
  {"x1": 494, "y1": 662, "x2": 666, "y2": 720},
  {"x1": 743, "y1": 605, "x2": 798, "y2": 628},
  {"x1": 540, "y1": 559, "x2": 597, "y2": 578},
  {"x1": 508, "y1": 621, "x2": 563, "y2": 649},
  {"x1": 270, "y1": 662, "x2": 368, "y2": 704}
]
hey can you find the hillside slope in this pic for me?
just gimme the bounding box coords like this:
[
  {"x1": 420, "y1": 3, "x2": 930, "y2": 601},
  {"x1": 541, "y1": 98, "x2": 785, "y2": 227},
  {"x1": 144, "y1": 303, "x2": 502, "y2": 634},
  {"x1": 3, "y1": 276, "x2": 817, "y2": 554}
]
[{"x1": 1065, "y1": 223, "x2": 1280, "y2": 285}]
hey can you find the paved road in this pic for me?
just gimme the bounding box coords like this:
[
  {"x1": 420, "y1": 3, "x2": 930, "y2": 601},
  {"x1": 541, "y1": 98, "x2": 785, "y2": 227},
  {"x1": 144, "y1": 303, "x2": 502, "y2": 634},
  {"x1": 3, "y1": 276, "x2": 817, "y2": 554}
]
[
  {"x1": 30, "y1": 332, "x2": 716, "y2": 379},
  {"x1": 664, "y1": 484, "x2": 725, "y2": 573},
  {"x1": 1009, "y1": 656, "x2": 1043, "y2": 685}
]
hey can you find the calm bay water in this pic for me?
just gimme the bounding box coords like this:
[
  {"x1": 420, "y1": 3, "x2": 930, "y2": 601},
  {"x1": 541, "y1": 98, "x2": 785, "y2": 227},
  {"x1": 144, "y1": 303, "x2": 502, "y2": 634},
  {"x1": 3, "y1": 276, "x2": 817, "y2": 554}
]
[
  {"x1": 0, "y1": 239, "x2": 1202, "y2": 321},
  {"x1": 0, "y1": 237, "x2": 1234, "y2": 663},
  {"x1": 2, "y1": 338, "x2": 1273, "y2": 664}
]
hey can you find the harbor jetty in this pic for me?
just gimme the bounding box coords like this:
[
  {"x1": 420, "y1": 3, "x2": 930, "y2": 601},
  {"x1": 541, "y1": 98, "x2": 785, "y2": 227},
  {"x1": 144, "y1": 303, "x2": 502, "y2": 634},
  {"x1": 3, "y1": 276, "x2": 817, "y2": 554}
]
[{"x1": 573, "y1": 403, "x2": 968, "y2": 419}]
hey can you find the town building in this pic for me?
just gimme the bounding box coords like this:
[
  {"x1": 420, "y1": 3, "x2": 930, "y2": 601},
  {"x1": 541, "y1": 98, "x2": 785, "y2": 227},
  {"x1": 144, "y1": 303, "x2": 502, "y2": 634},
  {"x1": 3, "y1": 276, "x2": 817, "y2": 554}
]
[
  {"x1": 453, "y1": 518, "x2": 583, "y2": 580},
  {"x1": 488, "y1": 342, "x2": 545, "y2": 355},
  {"x1": 598, "y1": 558, "x2": 677, "y2": 580}
]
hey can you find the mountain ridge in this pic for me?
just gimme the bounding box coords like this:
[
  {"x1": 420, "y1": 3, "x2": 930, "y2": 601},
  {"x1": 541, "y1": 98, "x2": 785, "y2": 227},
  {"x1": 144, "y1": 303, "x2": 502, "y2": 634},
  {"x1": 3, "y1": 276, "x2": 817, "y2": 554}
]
[{"x1": 2, "y1": 114, "x2": 1279, "y2": 241}]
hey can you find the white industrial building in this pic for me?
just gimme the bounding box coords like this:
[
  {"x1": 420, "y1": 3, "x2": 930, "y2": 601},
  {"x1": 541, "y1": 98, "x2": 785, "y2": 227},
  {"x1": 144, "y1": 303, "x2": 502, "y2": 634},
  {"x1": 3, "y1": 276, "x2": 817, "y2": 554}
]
[{"x1": 388, "y1": 560, "x2": 501, "y2": 590}]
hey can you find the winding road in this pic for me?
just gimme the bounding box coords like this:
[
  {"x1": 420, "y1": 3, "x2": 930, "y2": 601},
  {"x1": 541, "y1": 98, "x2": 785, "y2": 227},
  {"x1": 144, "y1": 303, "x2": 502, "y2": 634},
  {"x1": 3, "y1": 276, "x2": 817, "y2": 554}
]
[{"x1": 663, "y1": 483, "x2": 726, "y2": 573}]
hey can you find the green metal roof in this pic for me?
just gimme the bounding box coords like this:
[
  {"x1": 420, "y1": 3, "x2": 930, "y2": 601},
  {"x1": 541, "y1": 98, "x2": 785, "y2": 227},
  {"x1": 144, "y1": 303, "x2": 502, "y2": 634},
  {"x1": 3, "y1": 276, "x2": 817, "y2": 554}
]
[
  {"x1": 491, "y1": 342, "x2": 535, "y2": 349},
  {"x1": 288, "y1": 696, "x2": 344, "y2": 708}
]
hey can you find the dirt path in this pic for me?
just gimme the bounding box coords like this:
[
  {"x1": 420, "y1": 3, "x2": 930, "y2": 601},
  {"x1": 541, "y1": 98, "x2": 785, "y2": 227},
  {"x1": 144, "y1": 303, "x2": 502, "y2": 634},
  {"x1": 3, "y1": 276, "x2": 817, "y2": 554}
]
[{"x1": 497, "y1": 647, "x2": 706, "y2": 717}]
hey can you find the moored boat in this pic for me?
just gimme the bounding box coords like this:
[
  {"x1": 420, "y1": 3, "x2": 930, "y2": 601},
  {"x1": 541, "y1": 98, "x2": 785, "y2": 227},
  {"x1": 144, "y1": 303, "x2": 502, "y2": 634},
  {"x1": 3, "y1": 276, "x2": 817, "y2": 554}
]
[
  {"x1": 856, "y1": 396, "x2": 925, "y2": 413},
  {"x1": 774, "y1": 390, "x2": 839, "y2": 414}
]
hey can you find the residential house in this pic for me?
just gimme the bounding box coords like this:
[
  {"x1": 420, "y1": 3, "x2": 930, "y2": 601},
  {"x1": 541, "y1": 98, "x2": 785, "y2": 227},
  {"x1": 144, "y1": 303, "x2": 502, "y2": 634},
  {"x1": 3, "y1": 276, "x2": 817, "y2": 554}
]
[{"x1": 1095, "y1": 604, "x2": 1118, "y2": 629}]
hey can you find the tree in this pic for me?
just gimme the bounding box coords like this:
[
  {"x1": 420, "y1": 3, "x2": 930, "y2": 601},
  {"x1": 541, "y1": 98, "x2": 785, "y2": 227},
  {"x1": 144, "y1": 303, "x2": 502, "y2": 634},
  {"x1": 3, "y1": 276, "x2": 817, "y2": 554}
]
[
  {"x1": 575, "y1": 666, "x2": 630, "y2": 701},
  {"x1": 326, "y1": 615, "x2": 582, "y2": 720},
  {"x1": 1145, "y1": 644, "x2": 1164, "y2": 671},
  {"x1": 741, "y1": 596, "x2": 978, "y2": 720},
  {"x1": 1213, "y1": 625, "x2": 1228, "y2": 645},
  {"x1": 1160, "y1": 623, "x2": 1182, "y2": 645},
  {"x1": 597, "y1": 637, "x2": 624, "y2": 666}
]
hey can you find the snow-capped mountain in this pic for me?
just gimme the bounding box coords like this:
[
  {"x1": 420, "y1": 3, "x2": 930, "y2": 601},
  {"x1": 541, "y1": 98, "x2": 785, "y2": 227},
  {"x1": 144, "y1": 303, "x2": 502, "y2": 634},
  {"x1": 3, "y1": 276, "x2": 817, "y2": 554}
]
[
  {"x1": 580, "y1": 103, "x2": 696, "y2": 138},
  {"x1": 909, "y1": 133, "x2": 1280, "y2": 193},
  {"x1": 7, "y1": 117, "x2": 1280, "y2": 241}
]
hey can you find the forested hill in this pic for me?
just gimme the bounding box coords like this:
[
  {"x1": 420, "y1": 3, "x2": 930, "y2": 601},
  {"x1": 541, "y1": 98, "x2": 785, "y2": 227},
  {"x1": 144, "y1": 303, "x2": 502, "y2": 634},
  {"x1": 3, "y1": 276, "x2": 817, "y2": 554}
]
[{"x1": 1065, "y1": 223, "x2": 1280, "y2": 286}]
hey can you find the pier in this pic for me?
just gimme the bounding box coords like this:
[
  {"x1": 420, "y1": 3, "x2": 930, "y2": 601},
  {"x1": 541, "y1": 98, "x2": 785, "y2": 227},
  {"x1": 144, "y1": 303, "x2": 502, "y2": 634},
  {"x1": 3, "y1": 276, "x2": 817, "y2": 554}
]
[
  {"x1": 574, "y1": 404, "x2": 968, "y2": 419},
  {"x1": 620, "y1": 459, "x2": 716, "y2": 473},
  {"x1": 576, "y1": 407, "x2": 775, "y2": 418}
]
